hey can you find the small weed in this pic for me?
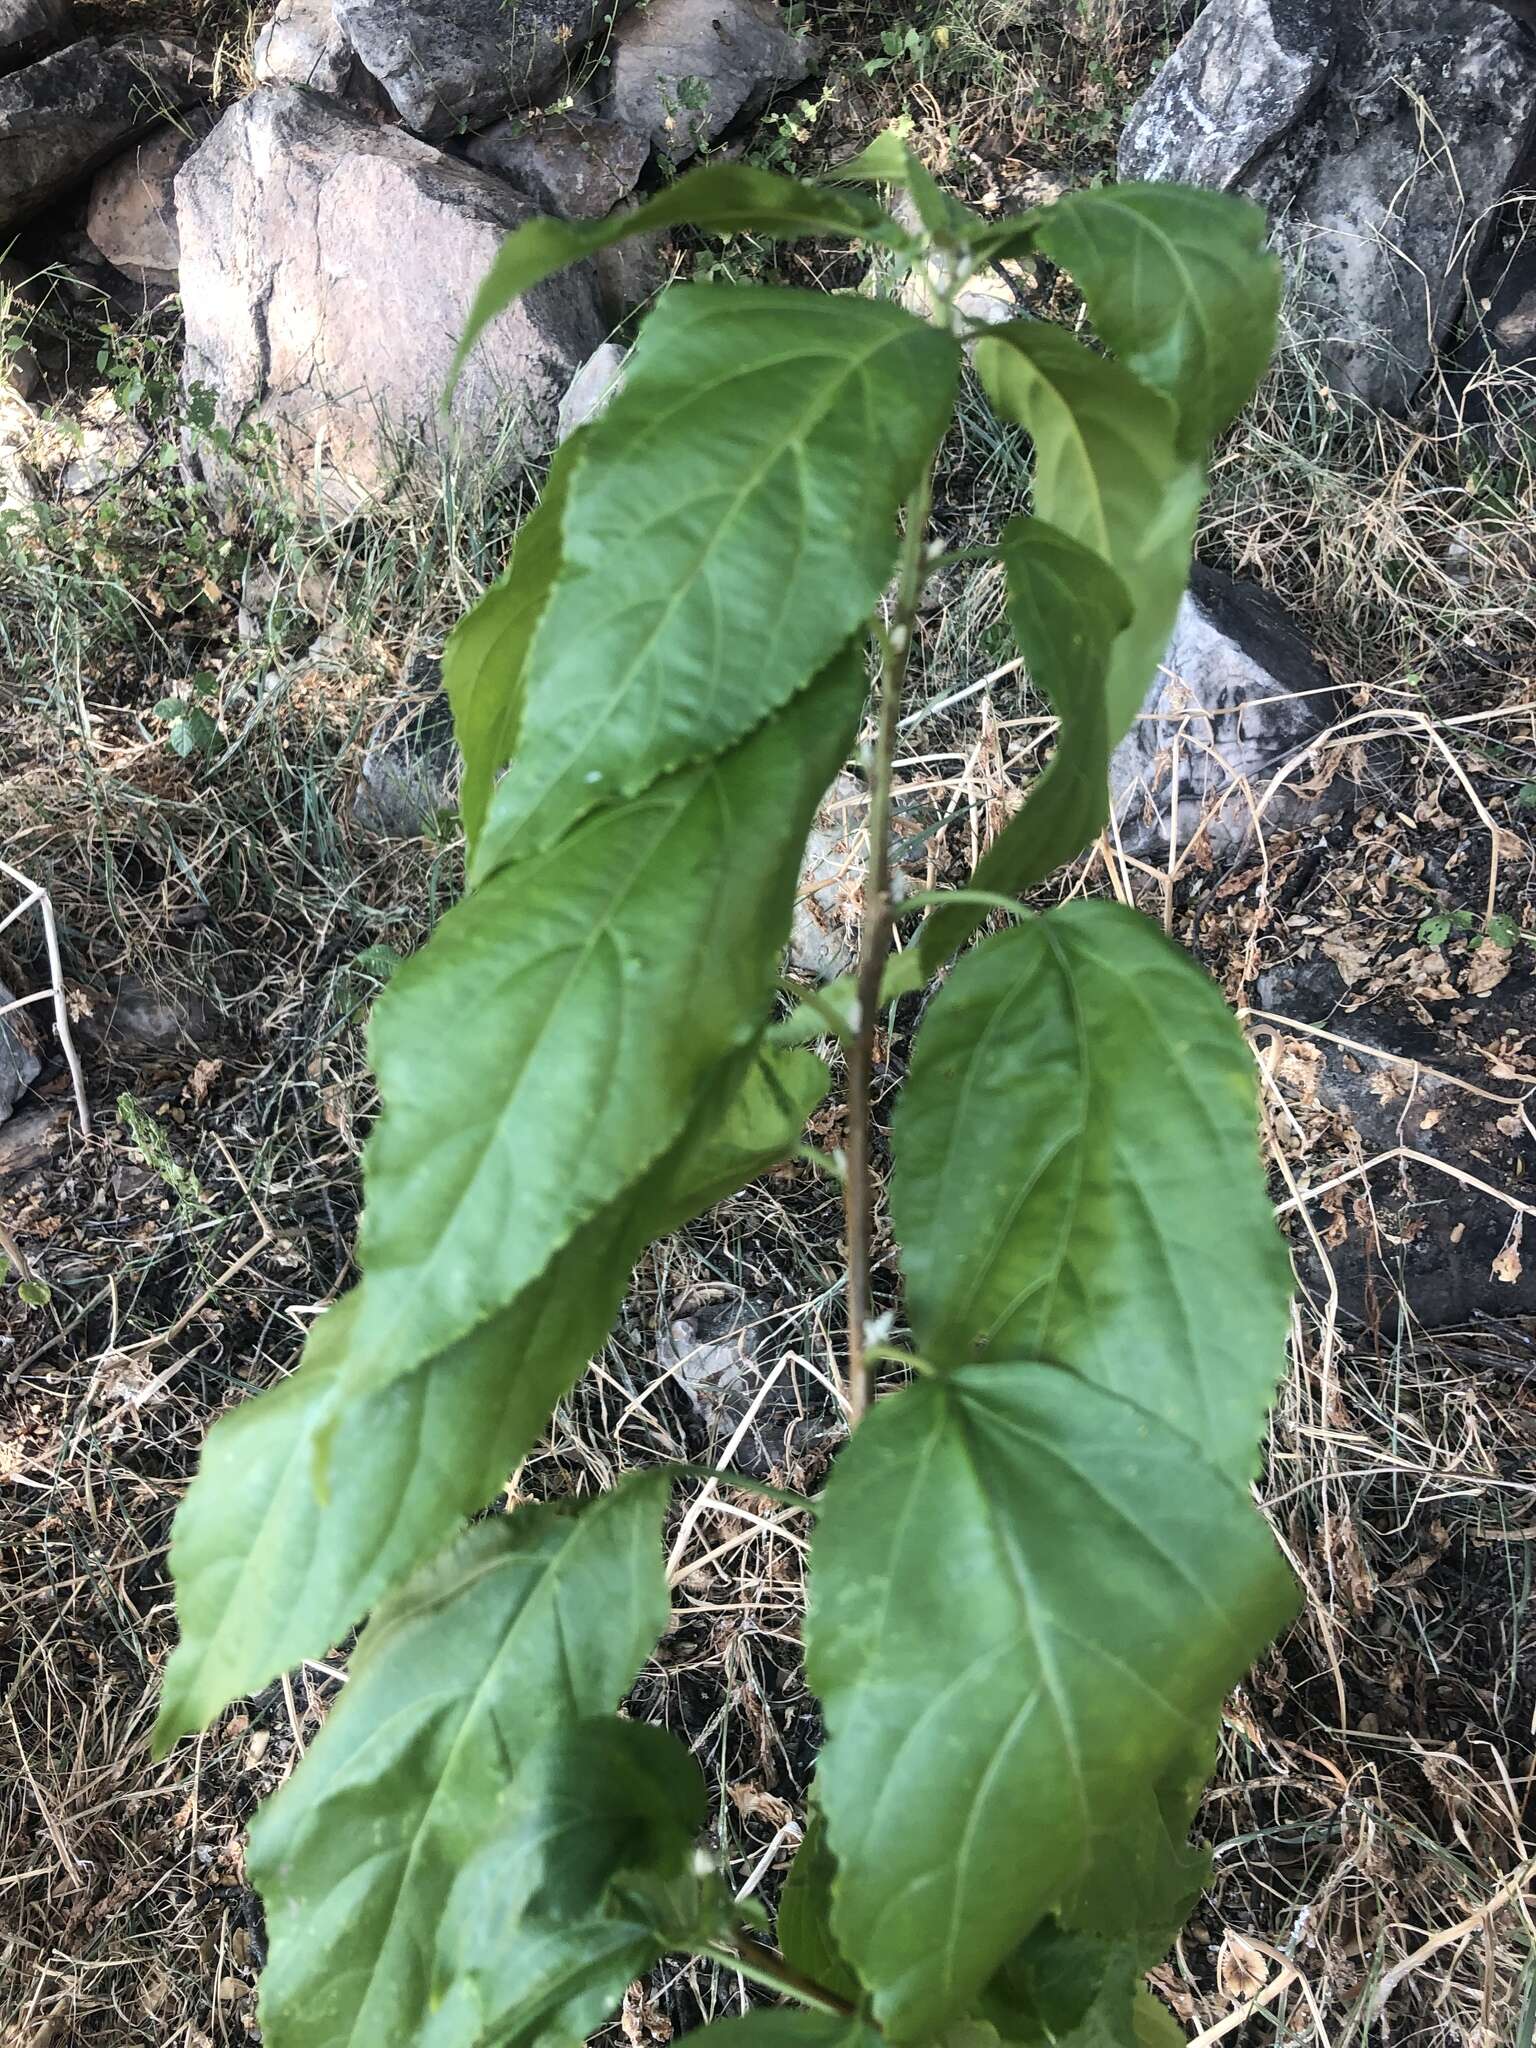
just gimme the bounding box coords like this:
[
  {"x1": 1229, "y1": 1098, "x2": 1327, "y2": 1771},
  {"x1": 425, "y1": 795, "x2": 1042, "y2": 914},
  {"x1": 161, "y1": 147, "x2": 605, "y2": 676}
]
[
  {"x1": 1418, "y1": 907, "x2": 1531, "y2": 951},
  {"x1": 116, "y1": 1091, "x2": 210, "y2": 1211},
  {"x1": 152, "y1": 670, "x2": 224, "y2": 758}
]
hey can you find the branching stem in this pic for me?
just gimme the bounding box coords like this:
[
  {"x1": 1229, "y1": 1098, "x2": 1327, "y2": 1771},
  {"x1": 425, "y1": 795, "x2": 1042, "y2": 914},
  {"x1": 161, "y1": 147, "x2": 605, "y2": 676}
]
[
  {"x1": 704, "y1": 1932, "x2": 856, "y2": 2017},
  {"x1": 843, "y1": 464, "x2": 935, "y2": 1428}
]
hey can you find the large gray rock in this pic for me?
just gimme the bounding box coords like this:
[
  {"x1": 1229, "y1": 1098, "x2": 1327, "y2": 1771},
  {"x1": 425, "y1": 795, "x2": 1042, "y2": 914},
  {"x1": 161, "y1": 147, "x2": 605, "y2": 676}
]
[
  {"x1": 600, "y1": 0, "x2": 815, "y2": 162},
  {"x1": 252, "y1": 0, "x2": 353, "y2": 94},
  {"x1": 176, "y1": 87, "x2": 604, "y2": 514},
  {"x1": 1109, "y1": 565, "x2": 1348, "y2": 860},
  {"x1": 1119, "y1": 1, "x2": 1536, "y2": 410},
  {"x1": 1446, "y1": 224, "x2": 1536, "y2": 455},
  {"x1": 86, "y1": 108, "x2": 213, "y2": 287},
  {"x1": 0, "y1": 0, "x2": 73, "y2": 77},
  {"x1": 0, "y1": 35, "x2": 210, "y2": 228},
  {"x1": 466, "y1": 112, "x2": 649, "y2": 219},
  {"x1": 1268, "y1": 4, "x2": 1536, "y2": 408},
  {"x1": 0, "y1": 980, "x2": 41, "y2": 1124},
  {"x1": 333, "y1": 0, "x2": 622, "y2": 137},
  {"x1": 1118, "y1": 0, "x2": 1334, "y2": 190}
]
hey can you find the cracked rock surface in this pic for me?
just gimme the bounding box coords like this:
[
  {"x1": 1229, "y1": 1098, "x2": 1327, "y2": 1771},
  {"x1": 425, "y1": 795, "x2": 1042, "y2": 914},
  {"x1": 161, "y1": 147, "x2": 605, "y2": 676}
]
[{"x1": 175, "y1": 85, "x2": 604, "y2": 515}]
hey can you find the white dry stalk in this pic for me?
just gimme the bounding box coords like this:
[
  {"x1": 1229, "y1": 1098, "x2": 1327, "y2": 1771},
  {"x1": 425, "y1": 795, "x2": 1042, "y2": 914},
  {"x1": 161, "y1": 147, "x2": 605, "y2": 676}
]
[{"x1": 0, "y1": 857, "x2": 91, "y2": 1138}]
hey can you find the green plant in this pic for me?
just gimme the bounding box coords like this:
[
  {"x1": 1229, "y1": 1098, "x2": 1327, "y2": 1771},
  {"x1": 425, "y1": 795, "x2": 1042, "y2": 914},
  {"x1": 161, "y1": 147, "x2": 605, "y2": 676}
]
[
  {"x1": 155, "y1": 147, "x2": 1296, "y2": 2048},
  {"x1": 1418, "y1": 907, "x2": 1530, "y2": 952},
  {"x1": 116, "y1": 1090, "x2": 209, "y2": 1210},
  {"x1": 152, "y1": 668, "x2": 224, "y2": 757}
]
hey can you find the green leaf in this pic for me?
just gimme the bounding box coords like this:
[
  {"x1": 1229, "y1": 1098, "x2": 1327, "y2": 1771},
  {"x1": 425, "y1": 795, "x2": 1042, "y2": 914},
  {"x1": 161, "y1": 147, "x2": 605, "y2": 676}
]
[
  {"x1": 451, "y1": 162, "x2": 911, "y2": 387},
  {"x1": 443, "y1": 436, "x2": 578, "y2": 856},
  {"x1": 1417, "y1": 912, "x2": 1452, "y2": 948},
  {"x1": 472, "y1": 287, "x2": 956, "y2": 875},
  {"x1": 339, "y1": 648, "x2": 863, "y2": 1418},
  {"x1": 978, "y1": 1926, "x2": 1132, "y2": 2047},
  {"x1": 1027, "y1": 185, "x2": 1280, "y2": 459},
  {"x1": 769, "y1": 946, "x2": 927, "y2": 1048},
  {"x1": 156, "y1": 1045, "x2": 830, "y2": 1747},
  {"x1": 778, "y1": 1806, "x2": 863, "y2": 2005},
  {"x1": 834, "y1": 130, "x2": 979, "y2": 242},
  {"x1": 425, "y1": 1901, "x2": 654, "y2": 2048},
  {"x1": 498, "y1": 1717, "x2": 707, "y2": 1921},
  {"x1": 920, "y1": 519, "x2": 1131, "y2": 971},
  {"x1": 893, "y1": 904, "x2": 1292, "y2": 1481},
  {"x1": 1133, "y1": 1992, "x2": 1187, "y2": 2048},
  {"x1": 974, "y1": 322, "x2": 1204, "y2": 743},
  {"x1": 17, "y1": 1278, "x2": 50, "y2": 1307},
  {"x1": 248, "y1": 1478, "x2": 670, "y2": 2048},
  {"x1": 423, "y1": 1717, "x2": 709, "y2": 2048},
  {"x1": 352, "y1": 942, "x2": 401, "y2": 983},
  {"x1": 1056, "y1": 1728, "x2": 1214, "y2": 1963},
  {"x1": 804, "y1": 1363, "x2": 1295, "y2": 2040}
]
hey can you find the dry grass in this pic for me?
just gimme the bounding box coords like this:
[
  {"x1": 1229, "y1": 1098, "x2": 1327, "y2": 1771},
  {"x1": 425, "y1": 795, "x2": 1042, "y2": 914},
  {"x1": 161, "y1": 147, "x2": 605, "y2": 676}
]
[{"x1": 4, "y1": 3, "x2": 1536, "y2": 2044}]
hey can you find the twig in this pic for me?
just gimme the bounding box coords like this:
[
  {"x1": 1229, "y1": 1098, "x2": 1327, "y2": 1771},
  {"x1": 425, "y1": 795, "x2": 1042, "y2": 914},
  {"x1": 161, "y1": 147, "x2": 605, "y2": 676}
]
[
  {"x1": 0, "y1": 1217, "x2": 35, "y2": 1286},
  {"x1": 701, "y1": 1930, "x2": 855, "y2": 2017},
  {"x1": 1368, "y1": 1855, "x2": 1536, "y2": 2021},
  {"x1": 1186, "y1": 1963, "x2": 1303, "y2": 2045},
  {"x1": 843, "y1": 464, "x2": 935, "y2": 1426},
  {"x1": 0, "y1": 856, "x2": 92, "y2": 1138}
]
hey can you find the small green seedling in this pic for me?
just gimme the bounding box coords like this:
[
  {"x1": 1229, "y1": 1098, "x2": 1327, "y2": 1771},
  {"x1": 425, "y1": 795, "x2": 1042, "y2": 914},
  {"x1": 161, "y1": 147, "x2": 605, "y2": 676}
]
[{"x1": 152, "y1": 670, "x2": 223, "y2": 758}]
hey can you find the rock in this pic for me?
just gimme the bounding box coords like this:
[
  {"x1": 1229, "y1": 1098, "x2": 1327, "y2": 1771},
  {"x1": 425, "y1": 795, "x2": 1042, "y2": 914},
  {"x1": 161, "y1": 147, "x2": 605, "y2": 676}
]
[
  {"x1": 656, "y1": 1295, "x2": 830, "y2": 1477},
  {"x1": 600, "y1": 0, "x2": 815, "y2": 162},
  {"x1": 0, "y1": 35, "x2": 211, "y2": 230},
  {"x1": 1109, "y1": 565, "x2": 1349, "y2": 861},
  {"x1": 333, "y1": 0, "x2": 624, "y2": 137},
  {"x1": 237, "y1": 555, "x2": 333, "y2": 645},
  {"x1": 892, "y1": 193, "x2": 1024, "y2": 328},
  {"x1": 176, "y1": 87, "x2": 604, "y2": 514},
  {"x1": 85, "y1": 107, "x2": 214, "y2": 287},
  {"x1": 0, "y1": 979, "x2": 41, "y2": 1123},
  {"x1": 0, "y1": 1095, "x2": 69, "y2": 1186},
  {"x1": 591, "y1": 203, "x2": 672, "y2": 323},
  {"x1": 75, "y1": 973, "x2": 214, "y2": 1055},
  {"x1": 1257, "y1": 951, "x2": 1536, "y2": 1329},
  {"x1": 0, "y1": 0, "x2": 73, "y2": 78},
  {"x1": 1118, "y1": 0, "x2": 1335, "y2": 190},
  {"x1": 1446, "y1": 226, "x2": 1536, "y2": 457},
  {"x1": 466, "y1": 112, "x2": 648, "y2": 219},
  {"x1": 788, "y1": 772, "x2": 923, "y2": 981},
  {"x1": 253, "y1": 0, "x2": 353, "y2": 94},
  {"x1": 558, "y1": 338, "x2": 626, "y2": 440},
  {"x1": 0, "y1": 385, "x2": 40, "y2": 508},
  {"x1": 1, "y1": 255, "x2": 41, "y2": 395},
  {"x1": 351, "y1": 654, "x2": 457, "y2": 836},
  {"x1": 1267, "y1": 3, "x2": 1536, "y2": 408},
  {"x1": 45, "y1": 226, "x2": 168, "y2": 317},
  {"x1": 1120, "y1": 0, "x2": 1536, "y2": 409},
  {"x1": 49, "y1": 385, "x2": 149, "y2": 494}
]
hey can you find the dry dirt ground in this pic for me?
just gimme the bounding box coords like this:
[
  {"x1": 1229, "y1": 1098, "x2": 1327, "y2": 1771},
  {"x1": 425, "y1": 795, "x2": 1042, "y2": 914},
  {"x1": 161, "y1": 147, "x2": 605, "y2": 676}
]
[{"x1": 3, "y1": 3, "x2": 1536, "y2": 2045}]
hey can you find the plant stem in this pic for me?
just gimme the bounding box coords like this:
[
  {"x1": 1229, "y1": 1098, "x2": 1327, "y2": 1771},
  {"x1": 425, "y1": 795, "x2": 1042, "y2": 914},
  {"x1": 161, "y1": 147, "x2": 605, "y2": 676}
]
[
  {"x1": 843, "y1": 466, "x2": 935, "y2": 1429},
  {"x1": 703, "y1": 1932, "x2": 856, "y2": 2017},
  {"x1": 0, "y1": 1219, "x2": 33, "y2": 1287}
]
